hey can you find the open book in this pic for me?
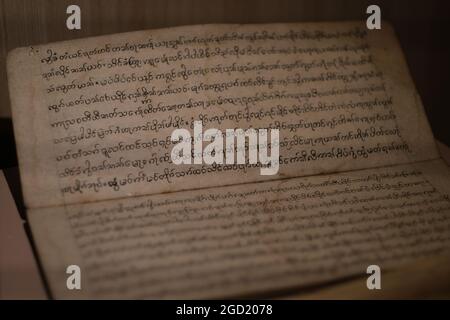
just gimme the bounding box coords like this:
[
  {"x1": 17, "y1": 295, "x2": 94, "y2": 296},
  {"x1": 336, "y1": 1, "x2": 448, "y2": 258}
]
[{"x1": 7, "y1": 21, "x2": 450, "y2": 299}]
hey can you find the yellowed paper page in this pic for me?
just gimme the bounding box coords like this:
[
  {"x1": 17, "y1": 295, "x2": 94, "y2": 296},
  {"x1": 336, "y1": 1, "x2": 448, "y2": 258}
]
[
  {"x1": 8, "y1": 22, "x2": 438, "y2": 208},
  {"x1": 28, "y1": 159, "x2": 450, "y2": 299}
]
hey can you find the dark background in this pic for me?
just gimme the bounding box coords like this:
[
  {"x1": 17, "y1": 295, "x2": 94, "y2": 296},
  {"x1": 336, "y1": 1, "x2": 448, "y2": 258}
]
[{"x1": 1, "y1": 0, "x2": 450, "y2": 169}]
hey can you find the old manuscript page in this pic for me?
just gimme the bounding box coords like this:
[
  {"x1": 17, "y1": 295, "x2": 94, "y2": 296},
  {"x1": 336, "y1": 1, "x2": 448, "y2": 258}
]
[
  {"x1": 7, "y1": 21, "x2": 450, "y2": 298},
  {"x1": 8, "y1": 22, "x2": 438, "y2": 208},
  {"x1": 29, "y1": 159, "x2": 450, "y2": 298}
]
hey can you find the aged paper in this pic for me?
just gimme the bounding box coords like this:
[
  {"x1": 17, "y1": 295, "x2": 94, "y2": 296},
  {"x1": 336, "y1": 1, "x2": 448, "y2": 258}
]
[
  {"x1": 28, "y1": 159, "x2": 450, "y2": 298},
  {"x1": 7, "y1": 21, "x2": 450, "y2": 299},
  {"x1": 8, "y1": 22, "x2": 438, "y2": 208}
]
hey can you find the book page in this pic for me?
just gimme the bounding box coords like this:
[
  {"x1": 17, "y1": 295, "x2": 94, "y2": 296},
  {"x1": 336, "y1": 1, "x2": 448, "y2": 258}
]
[
  {"x1": 28, "y1": 159, "x2": 450, "y2": 299},
  {"x1": 8, "y1": 22, "x2": 438, "y2": 208}
]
